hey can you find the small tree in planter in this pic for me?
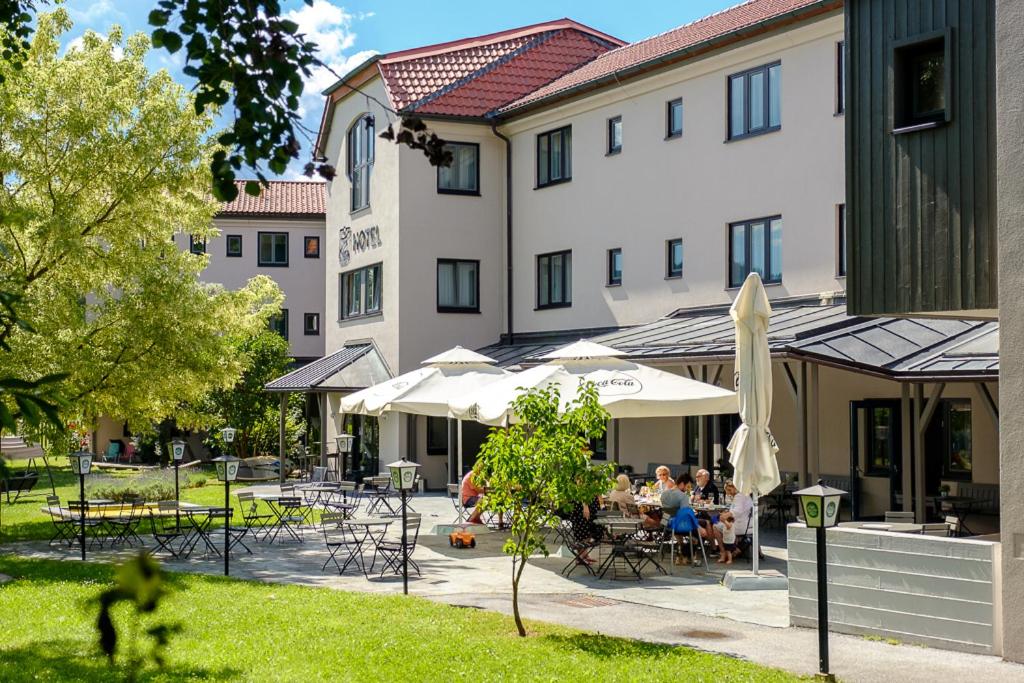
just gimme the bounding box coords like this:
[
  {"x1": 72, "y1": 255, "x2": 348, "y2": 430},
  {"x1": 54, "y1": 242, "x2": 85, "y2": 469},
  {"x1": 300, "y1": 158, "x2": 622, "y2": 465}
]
[{"x1": 474, "y1": 382, "x2": 613, "y2": 637}]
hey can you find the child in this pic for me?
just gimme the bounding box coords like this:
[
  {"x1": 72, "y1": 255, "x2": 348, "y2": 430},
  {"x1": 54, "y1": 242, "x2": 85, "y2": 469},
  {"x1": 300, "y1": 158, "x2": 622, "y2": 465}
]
[{"x1": 715, "y1": 511, "x2": 737, "y2": 564}]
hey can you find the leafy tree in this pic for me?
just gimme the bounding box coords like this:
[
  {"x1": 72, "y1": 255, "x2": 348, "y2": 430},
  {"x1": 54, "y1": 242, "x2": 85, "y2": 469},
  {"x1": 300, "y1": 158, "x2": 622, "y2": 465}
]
[
  {"x1": 201, "y1": 329, "x2": 305, "y2": 460},
  {"x1": 0, "y1": 2, "x2": 452, "y2": 201},
  {"x1": 0, "y1": 12, "x2": 283, "y2": 431},
  {"x1": 474, "y1": 383, "x2": 614, "y2": 637}
]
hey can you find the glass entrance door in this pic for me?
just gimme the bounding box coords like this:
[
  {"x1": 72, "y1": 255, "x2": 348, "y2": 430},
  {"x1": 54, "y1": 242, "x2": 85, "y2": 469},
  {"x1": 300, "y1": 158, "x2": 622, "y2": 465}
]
[{"x1": 850, "y1": 399, "x2": 902, "y2": 517}]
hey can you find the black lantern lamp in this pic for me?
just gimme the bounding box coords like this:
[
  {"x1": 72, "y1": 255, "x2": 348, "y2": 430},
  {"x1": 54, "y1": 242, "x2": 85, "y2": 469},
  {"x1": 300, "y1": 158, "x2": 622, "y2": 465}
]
[
  {"x1": 794, "y1": 480, "x2": 846, "y2": 682},
  {"x1": 68, "y1": 450, "x2": 94, "y2": 561},
  {"x1": 212, "y1": 444, "x2": 240, "y2": 577},
  {"x1": 386, "y1": 458, "x2": 421, "y2": 595}
]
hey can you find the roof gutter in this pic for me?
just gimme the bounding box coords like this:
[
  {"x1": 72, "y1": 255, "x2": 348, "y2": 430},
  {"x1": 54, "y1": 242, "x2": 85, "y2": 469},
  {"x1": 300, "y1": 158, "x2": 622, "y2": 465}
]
[
  {"x1": 490, "y1": 122, "x2": 514, "y2": 344},
  {"x1": 495, "y1": 0, "x2": 842, "y2": 120}
]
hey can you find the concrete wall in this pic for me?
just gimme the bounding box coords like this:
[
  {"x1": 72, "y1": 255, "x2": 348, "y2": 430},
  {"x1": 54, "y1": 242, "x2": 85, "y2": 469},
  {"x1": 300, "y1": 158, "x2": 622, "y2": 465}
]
[
  {"x1": 788, "y1": 524, "x2": 1001, "y2": 655},
  {"x1": 996, "y1": 0, "x2": 1024, "y2": 663},
  {"x1": 183, "y1": 215, "x2": 326, "y2": 359},
  {"x1": 503, "y1": 13, "x2": 846, "y2": 334}
]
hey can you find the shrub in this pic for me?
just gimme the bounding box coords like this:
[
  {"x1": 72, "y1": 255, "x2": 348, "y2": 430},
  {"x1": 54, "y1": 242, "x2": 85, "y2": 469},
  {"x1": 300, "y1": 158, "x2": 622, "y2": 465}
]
[{"x1": 86, "y1": 472, "x2": 177, "y2": 503}]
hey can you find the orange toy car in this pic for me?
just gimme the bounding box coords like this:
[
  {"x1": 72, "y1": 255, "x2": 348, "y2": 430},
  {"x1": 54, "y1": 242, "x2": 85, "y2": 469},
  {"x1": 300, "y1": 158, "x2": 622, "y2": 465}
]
[{"x1": 448, "y1": 528, "x2": 476, "y2": 549}]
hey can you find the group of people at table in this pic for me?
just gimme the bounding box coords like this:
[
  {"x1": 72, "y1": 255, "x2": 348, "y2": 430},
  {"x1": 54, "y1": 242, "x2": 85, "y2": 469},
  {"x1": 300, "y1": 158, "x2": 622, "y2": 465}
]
[{"x1": 460, "y1": 464, "x2": 753, "y2": 569}]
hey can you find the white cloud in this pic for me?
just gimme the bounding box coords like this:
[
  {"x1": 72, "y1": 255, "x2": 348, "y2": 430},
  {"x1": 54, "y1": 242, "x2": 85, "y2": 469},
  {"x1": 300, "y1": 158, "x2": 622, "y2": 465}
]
[
  {"x1": 67, "y1": 0, "x2": 126, "y2": 27},
  {"x1": 285, "y1": 1, "x2": 379, "y2": 100}
]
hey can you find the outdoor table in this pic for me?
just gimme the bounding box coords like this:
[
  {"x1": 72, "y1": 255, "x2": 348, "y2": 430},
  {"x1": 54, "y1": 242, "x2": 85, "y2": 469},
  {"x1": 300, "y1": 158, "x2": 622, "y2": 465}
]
[
  {"x1": 299, "y1": 482, "x2": 342, "y2": 510},
  {"x1": 936, "y1": 496, "x2": 979, "y2": 536},
  {"x1": 838, "y1": 521, "x2": 925, "y2": 534},
  {"x1": 362, "y1": 477, "x2": 396, "y2": 515},
  {"x1": 257, "y1": 496, "x2": 307, "y2": 543},
  {"x1": 596, "y1": 519, "x2": 645, "y2": 580},
  {"x1": 178, "y1": 506, "x2": 222, "y2": 558},
  {"x1": 344, "y1": 517, "x2": 393, "y2": 577}
]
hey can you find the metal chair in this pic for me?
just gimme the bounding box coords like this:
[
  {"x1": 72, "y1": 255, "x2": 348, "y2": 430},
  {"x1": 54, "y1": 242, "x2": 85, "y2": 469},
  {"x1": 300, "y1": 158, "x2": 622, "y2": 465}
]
[
  {"x1": 108, "y1": 500, "x2": 146, "y2": 547},
  {"x1": 320, "y1": 512, "x2": 363, "y2": 575},
  {"x1": 147, "y1": 501, "x2": 183, "y2": 558},
  {"x1": 237, "y1": 491, "x2": 274, "y2": 541},
  {"x1": 376, "y1": 514, "x2": 422, "y2": 577},
  {"x1": 884, "y1": 510, "x2": 916, "y2": 523},
  {"x1": 269, "y1": 496, "x2": 305, "y2": 543},
  {"x1": 921, "y1": 522, "x2": 952, "y2": 536},
  {"x1": 46, "y1": 495, "x2": 76, "y2": 546},
  {"x1": 558, "y1": 519, "x2": 601, "y2": 577},
  {"x1": 669, "y1": 508, "x2": 709, "y2": 568},
  {"x1": 447, "y1": 483, "x2": 466, "y2": 523}
]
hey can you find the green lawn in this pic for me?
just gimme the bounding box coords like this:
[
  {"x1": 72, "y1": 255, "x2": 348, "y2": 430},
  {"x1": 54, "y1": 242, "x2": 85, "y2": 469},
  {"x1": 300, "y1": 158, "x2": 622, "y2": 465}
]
[
  {"x1": 0, "y1": 555, "x2": 805, "y2": 682},
  {"x1": 0, "y1": 461, "x2": 257, "y2": 543}
]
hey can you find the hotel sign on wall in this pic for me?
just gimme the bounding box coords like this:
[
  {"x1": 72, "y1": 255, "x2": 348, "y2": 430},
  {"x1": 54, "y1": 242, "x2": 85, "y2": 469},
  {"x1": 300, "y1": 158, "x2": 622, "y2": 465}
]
[{"x1": 338, "y1": 225, "x2": 383, "y2": 267}]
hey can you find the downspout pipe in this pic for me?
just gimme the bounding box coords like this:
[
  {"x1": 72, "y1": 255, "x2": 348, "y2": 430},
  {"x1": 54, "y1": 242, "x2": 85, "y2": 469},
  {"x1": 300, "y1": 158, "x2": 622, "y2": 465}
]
[{"x1": 490, "y1": 122, "x2": 513, "y2": 344}]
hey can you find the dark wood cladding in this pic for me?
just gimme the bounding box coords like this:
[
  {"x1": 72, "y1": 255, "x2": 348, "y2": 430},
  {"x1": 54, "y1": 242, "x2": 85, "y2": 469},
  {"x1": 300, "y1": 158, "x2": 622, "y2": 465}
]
[{"x1": 846, "y1": 0, "x2": 996, "y2": 315}]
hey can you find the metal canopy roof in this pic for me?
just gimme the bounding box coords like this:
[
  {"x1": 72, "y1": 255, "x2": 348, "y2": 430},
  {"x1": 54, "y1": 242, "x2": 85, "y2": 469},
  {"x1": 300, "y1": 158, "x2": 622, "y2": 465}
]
[
  {"x1": 477, "y1": 298, "x2": 998, "y2": 381},
  {"x1": 265, "y1": 342, "x2": 392, "y2": 393}
]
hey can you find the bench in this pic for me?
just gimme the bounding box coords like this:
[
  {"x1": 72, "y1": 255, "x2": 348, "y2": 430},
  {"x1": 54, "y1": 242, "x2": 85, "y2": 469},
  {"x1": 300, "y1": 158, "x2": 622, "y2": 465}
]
[
  {"x1": 1, "y1": 470, "x2": 39, "y2": 503},
  {"x1": 955, "y1": 482, "x2": 999, "y2": 515}
]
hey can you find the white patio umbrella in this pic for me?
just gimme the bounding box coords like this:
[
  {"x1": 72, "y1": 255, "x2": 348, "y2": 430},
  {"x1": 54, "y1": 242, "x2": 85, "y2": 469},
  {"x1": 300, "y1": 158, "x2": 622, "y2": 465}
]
[
  {"x1": 449, "y1": 340, "x2": 737, "y2": 425},
  {"x1": 339, "y1": 346, "x2": 509, "y2": 483},
  {"x1": 726, "y1": 272, "x2": 781, "y2": 577}
]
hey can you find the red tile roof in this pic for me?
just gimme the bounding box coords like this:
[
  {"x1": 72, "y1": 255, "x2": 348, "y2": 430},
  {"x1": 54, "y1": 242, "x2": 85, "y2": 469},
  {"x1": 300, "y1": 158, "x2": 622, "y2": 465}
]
[
  {"x1": 377, "y1": 21, "x2": 623, "y2": 117},
  {"x1": 498, "y1": 0, "x2": 835, "y2": 114},
  {"x1": 218, "y1": 180, "x2": 325, "y2": 217}
]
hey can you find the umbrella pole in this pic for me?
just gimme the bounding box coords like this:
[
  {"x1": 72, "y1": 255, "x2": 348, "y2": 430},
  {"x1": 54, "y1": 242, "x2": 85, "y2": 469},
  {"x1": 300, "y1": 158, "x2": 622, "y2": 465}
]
[
  {"x1": 752, "y1": 492, "x2": 760, "y2": 576},
  {"x1": 458, "y1": 419, "x2": 466, "y2": 483}
]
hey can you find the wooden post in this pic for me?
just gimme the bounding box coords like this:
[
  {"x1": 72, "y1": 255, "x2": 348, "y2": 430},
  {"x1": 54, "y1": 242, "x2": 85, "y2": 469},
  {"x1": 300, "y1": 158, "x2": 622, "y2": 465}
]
[
  {"x1": 279, "y1": 393, "x2": 286, "y2": 484},
  {"x1": 698, "y1": 366, "x2": 708, "y2": 470},
  {"x1": 797, "y1": 362, "x2": 808, "y2": 487},
  {"x1": 319, "y1": 393, "x2": 328, "y2": 470},
  {"x1": 913, "y1": 383, "x2": 946, "y2": 522},
  {"x1": 808, "y1": 364, "x2": 820, "y2": 483},
  {"x1": 900, "y1": 383, "x2": 913, "y2": 512}
]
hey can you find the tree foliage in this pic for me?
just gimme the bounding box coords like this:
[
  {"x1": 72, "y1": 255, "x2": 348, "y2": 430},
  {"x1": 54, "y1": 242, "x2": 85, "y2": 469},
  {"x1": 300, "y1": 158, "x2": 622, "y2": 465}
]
[
  {"x1": 200, "y1": 329, "x2": 304, "y2": 459},
  {"x1": 474, "y1": 383, "x2": 613, "y2": 637},
  {"x1": 0, "y1": 12, "x2": 283, "y2": 430}
]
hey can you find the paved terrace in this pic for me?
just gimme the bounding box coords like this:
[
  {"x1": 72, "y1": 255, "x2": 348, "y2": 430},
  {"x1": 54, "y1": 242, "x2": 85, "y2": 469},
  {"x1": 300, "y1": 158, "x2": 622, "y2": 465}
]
[{"x1": 9, "y1": 490, "x2": 1023, "y2": 682}]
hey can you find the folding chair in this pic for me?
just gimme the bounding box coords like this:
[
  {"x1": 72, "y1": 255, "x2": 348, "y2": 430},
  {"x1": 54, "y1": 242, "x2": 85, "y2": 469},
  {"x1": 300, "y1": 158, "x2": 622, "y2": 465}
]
[
  {"x1": 447, "y1": 483, "x2": 466, "y2": 523},
  {"x1": 68, "y1": 501, "x2": 106, "y2": 549},
  {"x1": 558, "y1": 519, "x2": 601, "y2": 577},
  {"x1": 269, "y1": 496, "x2": 305, "y2": 543},
  {"x1": 320, "y1": 512, "x2": 364, "y2": 575},
  {"x1": 884, "y1": 510, "x2": 916, "y2": 523},
  {"x1": 147, "y1": 501, "x2": 183, "y2": 558},
  {"x1": 237, "y1": 491, "x2": 274, "y2": 541},
  {"x1": 46, "y1": 495, "x2": 76, "y2": 546},
  {"x1": 225, "y1": 508, "x2": 252, "y2": 555},
  {"x1": 376, "y1": 514, "x2": 422, "y2": 577},
  {"x1": 108, "y1": 500, "x2": 146, "y2": 547}
]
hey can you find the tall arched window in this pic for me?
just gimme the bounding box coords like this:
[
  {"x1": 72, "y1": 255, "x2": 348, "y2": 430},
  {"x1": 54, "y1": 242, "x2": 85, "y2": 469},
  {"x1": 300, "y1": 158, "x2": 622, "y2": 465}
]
[{"x1": 346, "y1": 115, "x2": 374, "y2": 211}]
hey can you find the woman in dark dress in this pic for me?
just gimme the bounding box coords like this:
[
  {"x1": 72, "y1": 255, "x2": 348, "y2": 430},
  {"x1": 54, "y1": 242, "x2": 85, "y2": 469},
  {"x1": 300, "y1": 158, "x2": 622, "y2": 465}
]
[{"x1": 565, "y1": 498, "x2": 603, "y2": 563}]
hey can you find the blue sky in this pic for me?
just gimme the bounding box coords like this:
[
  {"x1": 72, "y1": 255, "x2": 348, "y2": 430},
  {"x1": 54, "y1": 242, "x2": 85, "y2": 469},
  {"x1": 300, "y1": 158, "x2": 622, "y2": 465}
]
[{"x1": 59, "y1": 0, "x2": 738, "y2": 178}]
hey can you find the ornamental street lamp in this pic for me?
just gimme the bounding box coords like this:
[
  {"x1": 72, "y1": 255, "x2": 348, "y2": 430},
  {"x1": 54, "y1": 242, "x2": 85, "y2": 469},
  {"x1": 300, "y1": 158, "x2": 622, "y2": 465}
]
[
  {"x1": 335, "y1": 433, "x2": 354, "y2": 480},
  {"x1": 171, "y1": 439, "x2": 186, "y2": 530},
  {"x1": 794, "y1": 479, "x2": 846, "y2": 682},
  {"x1": 67, "y1": 450, "x2": 94, "y2": 561},
  {"x1": 387, "y1": 458, "x2": 421, "y2": 595},
  {"x1": 212, "y1": 449, "x2": 240, "y2": 577}
]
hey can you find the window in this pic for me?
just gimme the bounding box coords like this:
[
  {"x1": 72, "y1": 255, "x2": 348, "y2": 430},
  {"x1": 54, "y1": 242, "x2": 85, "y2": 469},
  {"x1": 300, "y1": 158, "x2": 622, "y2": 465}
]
[
  {"x1": 728, "y1": 62, "x2": 781, "y2": 139},
  {"x1": 346, "y1": 115, "x2": 374, "y2": 211},
  {"x1": 589, "y1": 432, "x2": 607, "y2": 461},
  {"x1": 836, "y1": 41, "x2": 845, "y2": 115},
  {"x1": 684, "y1": 415, "x2": 700, "y2": 465},
  {"x1": 607, "y1": 116, "x2": 622, "y2": 155},
  {"x1": 607, "y1": 248, "x2": 622, "y2": 286},
  {"x1": 340, "y1": 263, "x2": 382, "y2": 320},
  {"x1": 437, "y1": 142, "x2": 480, "y2": 195},
  {"x1": 666, "y1": 98, "x2": 683, "y2": 138},
  {"x1": 729, "y1": 217, "x2": 782, "y2": 287},
  {"x1": 303, "y1": 312, "x2": 320, "y2": 336},
  {"x1": 426, "y1": 416, "x2": 448, "y2": 455},
  {"x1": 225, "y1": 234, "x2": 242, "y2": 257},
  {"x1": 436, "y1": 259, "x2": 479, "y2": 312},
  {"x1": 837, "y1": 204, "x2": 846, "y2": 276},
  {"x1": 894, "y1": 31, "x2": 949, "y2": 130},
  {"x1": 666, "y1": 239, "x2": 683, "y2": 278},
  {"x1": 269, "y1": 309, "x2": 288, "y2": 340},
  {"x1": 939, "y1": 400, "x2": 972, "y2": 480},
  {"x1": 257, "y1": 232, "x2": 288, "y2": 266},
  {"x1": 536, "y1": 126, "x2": 572, "y2": 188},
  {"x1": 304, "y1": 236, "x2": 320, "y2": 258},
  {"x1": 189, "y1": 235, "x2": 206, "y2": 254},
  {"x1": 864, "y1": 403, "x2": 896, "y2": 476},
  {"x1": 536, "y1": 250, "x2": 572, "y2": 309}
]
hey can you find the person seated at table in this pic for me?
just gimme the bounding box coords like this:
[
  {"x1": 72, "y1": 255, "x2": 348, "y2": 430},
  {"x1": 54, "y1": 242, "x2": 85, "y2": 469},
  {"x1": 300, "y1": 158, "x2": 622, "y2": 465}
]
[
  {"x1": 693, "y1": 469, "x2": 720, "y2": 503},
  {"x1": 607, "y1": 474, "x2": 634, "y2": 513},
  {"x1": 461, "y1": 470, "x2": 486, "y2": 524},
  {"x1": 714, "y1": 511, "x2": 737, "y2": 564},
  {"x1": 642, "y1": 473, "x2": 692, "y2": 529},
  {"x1": 724, "y1": 480, "x2": 753, "y2": 537},
  {"x1": 565, "y1": 498, "x2": 603, "y2": 564},
  {"x1": 652, "y1": 466, "x2": 672, "y2": 492}
]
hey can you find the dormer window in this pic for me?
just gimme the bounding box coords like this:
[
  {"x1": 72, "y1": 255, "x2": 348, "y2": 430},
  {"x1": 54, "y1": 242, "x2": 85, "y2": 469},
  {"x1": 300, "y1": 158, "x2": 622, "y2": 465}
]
[{"x1": 347, "y1": 115, "x2": 374, "y2": 212}]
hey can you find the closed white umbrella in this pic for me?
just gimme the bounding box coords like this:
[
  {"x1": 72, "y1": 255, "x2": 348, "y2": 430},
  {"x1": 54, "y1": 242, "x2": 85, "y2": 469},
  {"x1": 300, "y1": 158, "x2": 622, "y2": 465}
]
[
  {"x1": 727, "y1": 272, "x2": 781, "y2": 577},
  {"x1": 450, "y1": 341, "x2": 736, "y2": 425},
  {"x1": 340, "y1": 346, "x2": 509, "y2": 484}
]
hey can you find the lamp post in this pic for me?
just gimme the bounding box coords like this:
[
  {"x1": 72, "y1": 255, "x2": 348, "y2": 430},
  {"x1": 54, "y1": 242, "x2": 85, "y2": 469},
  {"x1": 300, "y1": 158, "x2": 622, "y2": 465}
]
[
  {"x1": 171, "y1": 439, "x2": 186, "y2": 530},
  {"x1": 214, "y1": 427, "x2": 239, "y2": 577},
  {"x1": 794, "y1": 479, "x2": 846, "y2": 682},
  {"x1": 335, "y1": 433, "x2": 353, "y2": 481},
  {"x1": 67, "y1": 450, "x2": 94, "y2": 561},
  {"x1": 387, "y1": 458, "x2": 420, "y2": 595}
]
